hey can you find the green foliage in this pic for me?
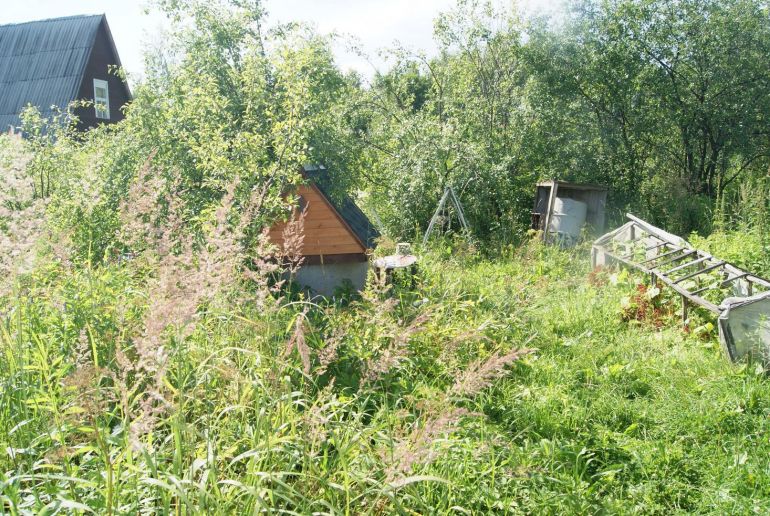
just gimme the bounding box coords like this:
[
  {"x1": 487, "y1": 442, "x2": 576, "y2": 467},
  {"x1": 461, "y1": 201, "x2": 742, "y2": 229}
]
[
  {"x1": 525, "y1": 0, "x2": 770, "y2": 233},
  {"x1": 5, "y1": 0, "x2": 770, "y2": 512},
  {"x1": 20, "y1": 0, "x2": 356, "y2": 263},
  {"x1": 357, "y1": 0, "x2": 770, "y2": 239},
  {"x1": 357, "y1": 1, "x2": 533, "y2": 243}
]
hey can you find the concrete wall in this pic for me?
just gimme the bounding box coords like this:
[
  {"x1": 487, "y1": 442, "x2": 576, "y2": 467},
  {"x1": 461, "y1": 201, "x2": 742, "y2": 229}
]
[{"x1": 296, "y1": 261, "x2": 369, "y2": 297}]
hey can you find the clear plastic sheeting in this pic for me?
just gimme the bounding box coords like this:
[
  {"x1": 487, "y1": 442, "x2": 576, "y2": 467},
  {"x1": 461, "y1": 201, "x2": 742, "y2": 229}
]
[
  {"x1": 719, "y1": 294, "x2": 770, "y2": 363},
  {"x1": 593, "y1": 213, "x2": 770, "y2": 366}
]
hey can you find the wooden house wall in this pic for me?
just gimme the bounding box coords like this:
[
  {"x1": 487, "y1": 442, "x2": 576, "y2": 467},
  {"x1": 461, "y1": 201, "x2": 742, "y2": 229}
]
[
  {"x1": 73, "y1": 20, "x2": 130, "y2": 129},
  {"x1": 268, "y1": 184, "x2": 366, "y2": 256}
]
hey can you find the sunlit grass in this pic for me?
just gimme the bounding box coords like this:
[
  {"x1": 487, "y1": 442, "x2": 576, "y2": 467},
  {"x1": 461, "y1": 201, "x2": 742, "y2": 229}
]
[{"x1": 1, "y1": 240, "x2": 769, "y2": 513}]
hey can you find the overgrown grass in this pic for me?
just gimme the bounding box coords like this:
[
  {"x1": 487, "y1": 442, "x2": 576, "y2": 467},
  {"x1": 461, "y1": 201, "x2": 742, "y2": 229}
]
[{"x1": 2, "y1": 238, "x2": 769, "y2": 514}]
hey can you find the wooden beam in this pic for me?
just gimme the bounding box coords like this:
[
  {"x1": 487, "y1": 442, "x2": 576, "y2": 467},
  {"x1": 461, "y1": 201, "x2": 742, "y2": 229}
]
[
  {"x1": 664, "y1": 255, "x2": 711, "y2": 275},
  {"x1": 655, "y1": 272, "x2": 722, "y2": 314},
  {"x1": 672, "y1": 261, "x2": 725, "y2": 284},
  {"x1": 601, "y1": 249, "x2": 722, "y2": 314},
  {"x1": 650, "y1": 250, "x2": 697, "y2": 270},
  {"x1": 691, "y1": 272, "x2": 749, "y2": 296},
  {"x1": 542, "y1": 181, "x2": 559, "y2": 243},
  {"x1": 681, "y1": 295, "x2": 689, "y2": 323},
  {"x1": 639, "y1": 247, "x2": 683, "y2": 265}
]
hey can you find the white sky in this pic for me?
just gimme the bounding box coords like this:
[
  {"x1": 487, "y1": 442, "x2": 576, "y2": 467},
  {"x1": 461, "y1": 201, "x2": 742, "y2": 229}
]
[{"x1": 0, "y1": 0, "x2": 562, "y2": 82}]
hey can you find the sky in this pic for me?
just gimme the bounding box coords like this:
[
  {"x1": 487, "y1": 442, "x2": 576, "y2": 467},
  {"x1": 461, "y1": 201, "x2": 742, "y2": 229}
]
[{"x1": 0, "y1": 0, "x2": 563, "y2": 83}]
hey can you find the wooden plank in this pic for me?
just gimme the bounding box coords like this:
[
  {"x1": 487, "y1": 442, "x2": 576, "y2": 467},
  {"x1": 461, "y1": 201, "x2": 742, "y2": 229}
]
[
  {"x1": 665, "y1": 255, "x2": 711, "y2": 275},
  {"x1": 303, "y1": 219, "x2": 350, "y2": 229},
  {"x1": 304, "y1": 183, "x2": 369, "y2": 250},
  {"x1": 272, "y1": 217, "x2": 347, "y2": 232},
  {"x1": 304, "y1": 228, "x2": 355, "y2": 238},
  {"x1": 639, "y1": 247, "x2": 683, "y2": 265},
  {"x1": 650, "y1": 250, "x2": 697, "y2": 270},
  {"x1": 542, "y1": 182, "x2": 558, "y2": 243},
  {"x1": 267, "y1": 181, "x2": 370, "y2": 256}
]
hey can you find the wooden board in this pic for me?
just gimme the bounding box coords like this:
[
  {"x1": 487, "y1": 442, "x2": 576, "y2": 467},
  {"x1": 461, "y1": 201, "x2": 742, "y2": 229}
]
[{"x1": 268, "y1": 184, "x2": 366, "y2": 256}]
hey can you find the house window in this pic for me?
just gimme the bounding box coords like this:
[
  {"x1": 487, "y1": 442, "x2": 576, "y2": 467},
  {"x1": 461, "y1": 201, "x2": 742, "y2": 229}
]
[{"x1": 93, "y1": 79, "x2": 110, "y2": 119}]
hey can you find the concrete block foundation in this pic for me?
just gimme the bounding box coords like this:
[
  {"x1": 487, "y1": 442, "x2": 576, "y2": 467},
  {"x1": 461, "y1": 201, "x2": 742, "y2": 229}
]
[{"x1": 295, "y1": 262, "x2": 369, "y2": 297}]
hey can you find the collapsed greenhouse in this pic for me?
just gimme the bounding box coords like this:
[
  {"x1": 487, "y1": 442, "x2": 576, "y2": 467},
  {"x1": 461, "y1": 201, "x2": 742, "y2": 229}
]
[{"x1": 593, "y1": 214, "x2": 770, "y2": 365}]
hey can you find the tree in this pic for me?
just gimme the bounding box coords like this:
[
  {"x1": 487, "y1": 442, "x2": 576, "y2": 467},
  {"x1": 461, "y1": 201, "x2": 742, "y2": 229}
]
[
  {"x1": 527, "y1": 0, "x2": 770, "y2": 232},
  {"x1": 359, "y1": 0, "x2": 533, "y2": 242}
]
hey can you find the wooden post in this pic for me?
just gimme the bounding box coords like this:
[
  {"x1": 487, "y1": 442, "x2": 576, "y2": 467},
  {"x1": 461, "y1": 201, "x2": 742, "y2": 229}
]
[
  {"x1": 681, "y1": 295, "x2": 688, "y2": 324},
  {"x1": 542, "y1": 181, "x2": 559, "y2": 244}
]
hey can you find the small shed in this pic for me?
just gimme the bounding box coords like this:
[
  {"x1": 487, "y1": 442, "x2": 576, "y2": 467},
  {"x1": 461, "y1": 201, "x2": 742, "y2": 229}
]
[
  {"x1": 268, "y1": 165, "x2": 379, "y2": 296},
  {"x1": 532, "y1": 180, "x2": 608, "y2": 245}
]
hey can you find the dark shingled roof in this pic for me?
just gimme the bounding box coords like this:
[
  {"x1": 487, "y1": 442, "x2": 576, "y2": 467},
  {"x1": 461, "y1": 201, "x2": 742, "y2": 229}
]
[
  {"x1": 304, "y1": 165, "x2": 380, "y2": 249},
  {"x1": 0, "y1": 14, "x2": 104, "y2": 131}
]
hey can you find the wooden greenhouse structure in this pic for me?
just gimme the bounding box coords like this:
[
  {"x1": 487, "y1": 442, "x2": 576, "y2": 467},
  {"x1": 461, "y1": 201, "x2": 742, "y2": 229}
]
[{"x1": 593, "y1": 214, "x2": 770, "y2": 365}]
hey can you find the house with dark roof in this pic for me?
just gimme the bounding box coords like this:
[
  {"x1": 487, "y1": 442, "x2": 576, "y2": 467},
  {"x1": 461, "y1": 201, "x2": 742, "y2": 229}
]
[
  {"x1": 0, "y1": 14, "x2": 131, "y2": 132},
  {"x1": 268, "y1": 165, "x2": 380, "y2": 296}
]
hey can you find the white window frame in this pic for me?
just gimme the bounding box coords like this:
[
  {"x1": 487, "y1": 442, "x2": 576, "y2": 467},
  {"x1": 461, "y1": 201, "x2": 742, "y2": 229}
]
[{"x1": 93, "y1": 79, "x2": 110, "y2": 120}]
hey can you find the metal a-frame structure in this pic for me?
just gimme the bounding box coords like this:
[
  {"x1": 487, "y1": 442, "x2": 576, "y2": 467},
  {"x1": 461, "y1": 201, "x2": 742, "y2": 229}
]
[{"x1": 423, "y1": 187, "x2": 470, "y2": 246}]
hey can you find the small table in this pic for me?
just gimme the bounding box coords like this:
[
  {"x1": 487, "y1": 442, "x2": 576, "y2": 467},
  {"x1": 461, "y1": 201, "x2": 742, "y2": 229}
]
[{"x1": 374, "y1": 244, "x2": 418, "y2": 288}]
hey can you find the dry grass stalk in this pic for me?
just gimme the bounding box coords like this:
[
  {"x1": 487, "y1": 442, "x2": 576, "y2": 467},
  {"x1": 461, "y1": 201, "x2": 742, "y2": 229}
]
[
  {"x1": 315, "y1": 323, "x2": 345, "y2": 376},
  {"x1": 112, "y1": 155, "x2": 253, "y2": 450},
  {"x1": 284, "y1": 309, "x2": 312, "y2": 374},
  {"x1": 0, "y1": 135, "x2": 46, "y2": 295},
  {"x1": 364, "y1": 312, "x2": 431, "y2": 383},
  {"x1": 451, "y1": 343, "x2": 535, "y2": 396},
  {"x1": 384, "y1": 407, "x2": 478, "y2": 479},
  {"x1": 302, "y1": 379, "x2": 336, "y2": 446},
  {"x1": 243, "y1": 228, "x2": 284, "y2": 310},
  {"x1": 241, "y1": 193, "x2": 308, "y2": 310},
  {"x1": 280, "y1": 208, "x2": 306, "y2": 278}
]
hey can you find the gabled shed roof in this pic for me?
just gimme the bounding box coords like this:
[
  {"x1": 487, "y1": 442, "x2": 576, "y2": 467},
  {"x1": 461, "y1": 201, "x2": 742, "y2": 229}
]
[
  {"x1": 303, "y1": 165, "x2": 380, "y2": 249},
  {"x1": 0, "y1": 14, "x2": 104, "y2": 131}
]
